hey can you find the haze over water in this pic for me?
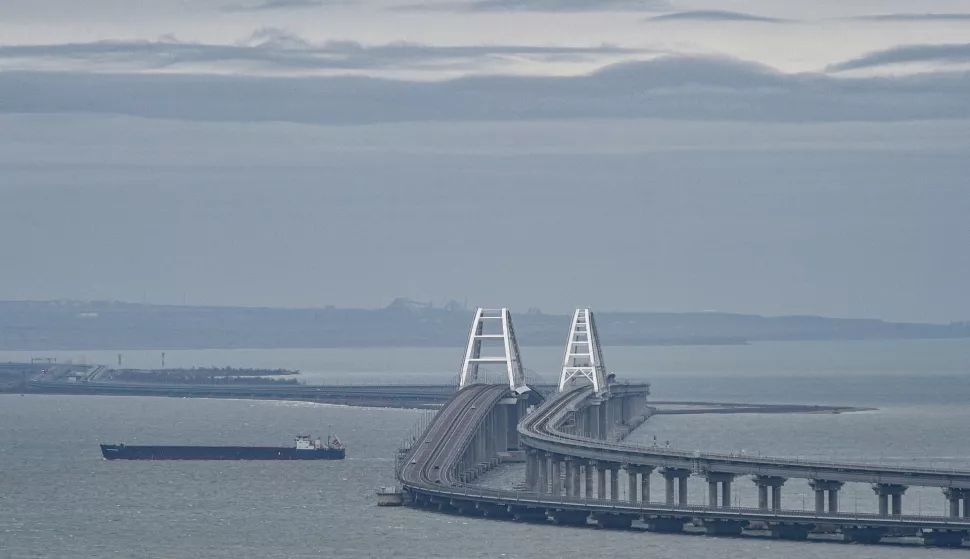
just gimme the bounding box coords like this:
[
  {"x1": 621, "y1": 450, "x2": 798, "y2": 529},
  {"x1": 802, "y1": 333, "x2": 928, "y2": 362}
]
[{"x1": 3, "y1": 339, "x2": 969, "y2": 558}]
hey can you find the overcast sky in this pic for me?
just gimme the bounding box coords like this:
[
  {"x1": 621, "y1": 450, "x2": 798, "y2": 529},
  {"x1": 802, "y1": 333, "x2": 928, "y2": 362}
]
[{"x1": 1, "y1": 0, "x2": 968, "y2": 322}]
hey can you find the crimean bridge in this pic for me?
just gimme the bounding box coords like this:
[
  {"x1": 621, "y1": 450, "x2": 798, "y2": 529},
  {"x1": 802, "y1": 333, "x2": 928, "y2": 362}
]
[{"x1": 395, "y1": 308, "x2": 970, "y2": 548}]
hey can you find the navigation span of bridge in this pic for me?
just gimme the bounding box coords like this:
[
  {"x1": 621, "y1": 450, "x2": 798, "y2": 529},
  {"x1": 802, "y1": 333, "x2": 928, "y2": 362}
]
[{"x1": 394, "y1": 308, "x2": 970, "y2": 548}]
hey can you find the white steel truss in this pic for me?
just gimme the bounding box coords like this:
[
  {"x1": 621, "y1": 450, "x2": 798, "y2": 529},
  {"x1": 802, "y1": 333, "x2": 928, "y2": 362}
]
[
  {"x1": 459, "y1": 308, "x2": 527, "y2": 391},
  {"x1": 558, "y1": 308, "x2": 608, "y2": 394}
]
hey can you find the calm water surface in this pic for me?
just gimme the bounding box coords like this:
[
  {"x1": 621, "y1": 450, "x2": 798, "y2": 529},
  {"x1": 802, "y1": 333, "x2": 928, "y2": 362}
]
[{"x1": 2, "y1": 340, "x2": 969, "y2": 558}]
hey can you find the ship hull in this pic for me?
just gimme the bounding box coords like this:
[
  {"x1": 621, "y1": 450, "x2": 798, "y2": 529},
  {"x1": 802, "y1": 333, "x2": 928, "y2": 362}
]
[{"x1": 100, "y1": 444, "x2": 345, "y2": 460}]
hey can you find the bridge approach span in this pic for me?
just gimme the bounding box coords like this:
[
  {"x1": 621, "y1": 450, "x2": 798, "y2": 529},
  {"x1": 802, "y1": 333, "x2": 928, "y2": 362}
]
[
  {"x1": 519, "y1": 387, "x2": 970, "y2": 490},
  {"x1": 397, "y1": 385, "x2": 970, "y2": 546}
]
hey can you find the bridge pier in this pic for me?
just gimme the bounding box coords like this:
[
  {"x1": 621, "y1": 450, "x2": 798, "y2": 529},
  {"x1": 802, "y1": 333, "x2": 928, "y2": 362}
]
[
  {"x1": 587, "y1": 403, "x2": 601, "y2": 439},
  {"x1": 809, "y1": 480, "x2": 844, "y2": 513},
  {"x1": 661, "y1": 468, "x2": 690, "y2": 505},
  {"x1": 537, "y1": 450, "x2": 549, "y2": 493},
  {"x1": 944, "y1": 488, "x2": 968, "y2": 518},
  {"x1": 476, "y1": 423, "x2": 487, "y2": 469},
  {"x1": 644, "y1": 516, "x2": 687, "y2": 533},
  {"x1": 596, "y1": 462, "x2": 608, "y2": 499},
  {"x1": 565, "y1": 458, "x2": 581, "y2": 497},
  {"x1": 769, "y1": 523, "x2": 811, "y2": 541},
  {"x1": 609, "y1": 464, "x2": 620, "y2": 501},
  {"x1": 551, "y1": 455, "x2": 562, "y2": 496},
  {"x1": 873, "y1": 484, "x2": 907, "y2": 516},
  {"x1": 509, "y1": 505, "x2": 548, "y2": 523},
  {"x1": 922, "y1": 529, "x2": 968, "y2": 548},
  {"x1": 598, "y1": 400, "x2": 608, "y2": 439},
  {"x1": 512, "y1": 396, "x2": 530, "y2": 448},
  {"x1": 572, "y1": 409, "x2": 584, "y2": 437},
  {"x1": 705, "y1": 472, "x2": 735, "y2": 508},
  {"x1": 625, "y1": 466, "x2": 654, "y2": 502},
  {"x1": 525, "y1": 448, "x2": 536, "y2": 490},
  {"x1": 493, "y1": 402, "x2": 509, "y2": 452},
  {"x1": 627, "y1": 468, "x2": 638, "y2": 502},
  {"x1": 549, "y1": 508, "x2": 589, "y2": 526},
  {"x1": 592, "y1": 512, "x2": 635, "y2": 530},
  {"x1": 476, "y1": 502, "x2": 512, "y2": 519},
  {"x1": 603, "y1": 398, "x2": 623, "y2": 441},
  {"x1": 842, "y1": 526, "x2": 887, "y2": 544},
  {"x1": 584, "y1": 461, "x2": 594, "y2": 499},
  {"x1": 623, "y1": 395, "x2": 635, "y2": 423},
  {"x1": 753, "y1": 476, "x2": 786, "y2": 510},
  {"x1": 702, "y1": 519, "x2": 747, "y2": 536}
]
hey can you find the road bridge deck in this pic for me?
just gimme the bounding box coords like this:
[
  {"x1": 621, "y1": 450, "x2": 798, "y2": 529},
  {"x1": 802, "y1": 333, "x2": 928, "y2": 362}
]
[
  {"x1": 398, "y1": 384, "x2": 970, "y2": 547},
  {"x1": 520, "y1": 387, "x2": 970, "y2": 489}
]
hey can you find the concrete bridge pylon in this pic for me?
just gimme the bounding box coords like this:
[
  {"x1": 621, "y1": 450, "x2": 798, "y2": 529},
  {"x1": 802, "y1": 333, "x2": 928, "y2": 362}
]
[
  {"x1": 558, "y1": 308, "x2": 609, "y2": 394},
  {"x1": 459, "y1": 308, "x2": 527, "y2": 391}
]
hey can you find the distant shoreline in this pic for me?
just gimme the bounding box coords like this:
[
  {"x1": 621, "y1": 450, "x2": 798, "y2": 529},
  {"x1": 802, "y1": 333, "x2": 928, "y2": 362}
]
[
  {"x1": 650, "y1": 401, "x2": 877, "y2": 415},
  {"x1": 6, "y1": 336, "x2": 970, "y2": 353},
  {"x1": 1, "y1": 300, "x2": 966, "y2": 352}
]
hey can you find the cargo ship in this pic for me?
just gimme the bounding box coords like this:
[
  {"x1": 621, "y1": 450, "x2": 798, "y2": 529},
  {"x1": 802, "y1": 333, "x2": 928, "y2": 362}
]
[{"x1": 100, "y1": 433, "x2": 345, "y2": 460}]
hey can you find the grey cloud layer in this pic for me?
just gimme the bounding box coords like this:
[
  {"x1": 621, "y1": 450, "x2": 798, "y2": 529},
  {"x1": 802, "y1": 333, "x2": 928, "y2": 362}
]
[
  {"x1": 222, "y1": 0, "x2": 354, "y2": 12},
  {"x1": 828, "y1": 43, "x2": 970, "y2": 71},
  {"x1": 646, "y1": 10, "x2": 786, "y2": 23},
  {"x1": 845, "y1": 13, "x2": 970, "y2": 22},
  {"x1": 3, "y1": 56, "x2": 967, "y2": 125},
  {"x1": 394, "y1": 0, "x2": 669, "y2": 13},
  {"x1": 0, "y1": 34, "x2": 640, "y2": 72}
]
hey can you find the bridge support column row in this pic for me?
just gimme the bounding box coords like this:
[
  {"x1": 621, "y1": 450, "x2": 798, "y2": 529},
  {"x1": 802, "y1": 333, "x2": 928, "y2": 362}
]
[
  {"x1": 943, "y1": 488, "x2": 970, "y2": 518},
  {"x1": 573, "y1": 410, "x2": 585, "y2": 437},
  {"x1": 625, "y1": 466, "x2": 653, "y2": 502},
  {"x1": 550, "y1": 456, "x2": 562, "y2": 495},
  {"x1": 873, "y1": 484, "x2": 907, "y2": 517},
  {"x1": 809, "y1": 480, "x2": 843, "y2": 513},
  {"x1": 599, "y1": 401, "x2": 608, "y2": 439},
  {"x1": 587, "y1": 404, "x2": 601, "y2": 439},
  {"x1": 494, "y1": 404, "x2": 508, "y2": 453},
  {"x1": 565, "y1": 459, "x2": 581, "y2": 497},
  {"x1": 508, "y1": 398, "x2": 527, "y2": 449},
  {"x1": 627, "y1": 469, "x2": 638, "y2": 502},
  {"x1": 606, "y1": 397, "x2": 617, "y2": 437},
  {"x1": 754, "y1": 476, "x2": 786, "y2": 511},
  {"x1": 536, "y1": 450, "x2": 548, "y2": 493},
  {"x1": 609, "y1": 464, "x2": 620, "y2": 500},
  {"x1": 525, "y1": 449, "x2": 536, "y2": 490},
  {"x1": 661, "y1": 468, "x2": 689, "y2": 505},
  {"x1": 596, "y1": 464, "x2": 607, "y2": 500},
  {"x1": 705, "y1": 473, "x2": 735, "y2": 508},
  {"x1": 623, "y1": 395, "x2": 637, "y2": 423}
]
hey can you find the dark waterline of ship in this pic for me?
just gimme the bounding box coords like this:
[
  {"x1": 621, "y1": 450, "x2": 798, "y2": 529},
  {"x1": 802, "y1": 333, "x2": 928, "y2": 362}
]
[{"x1": 100, "y1": 434, "x2": 345, "y2": 460}]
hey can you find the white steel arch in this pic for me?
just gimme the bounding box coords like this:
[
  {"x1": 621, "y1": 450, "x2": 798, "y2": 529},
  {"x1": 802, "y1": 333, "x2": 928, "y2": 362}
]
[
  {"x1": 558, "y1": 308, "x2": 608, "y2": 393},
  {"x1": 459, "y1": 308, "x2": 527, "y2": 391}
]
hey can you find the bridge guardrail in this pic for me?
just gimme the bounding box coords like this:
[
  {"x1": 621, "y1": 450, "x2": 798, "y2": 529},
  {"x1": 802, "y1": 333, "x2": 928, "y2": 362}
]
[
  {"x1": 400, "y1": 384, "x2": 970, "y2": 529},
  {"x1": 407, "y1": 482, "x2": 970, "y2": 527},
  {"x1": 520, "y1": 387, "x2": 970, "y2": 480}
]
